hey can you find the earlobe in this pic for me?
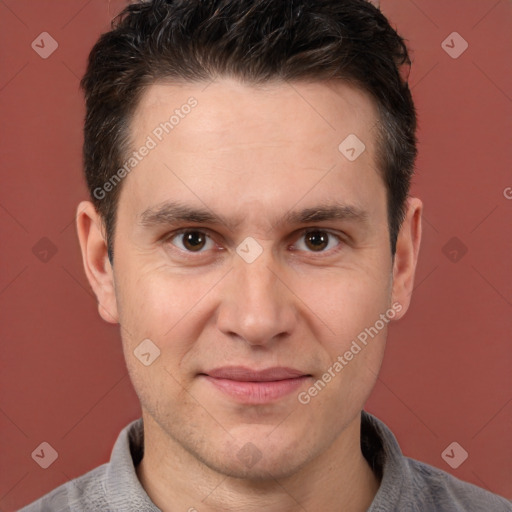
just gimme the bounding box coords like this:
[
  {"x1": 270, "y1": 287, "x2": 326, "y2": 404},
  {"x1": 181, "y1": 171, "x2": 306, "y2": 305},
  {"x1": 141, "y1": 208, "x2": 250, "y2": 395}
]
[
  {"x1": 390, "y1": 197, "x2": 423, "y2": 320},
  {"x1": 76, "y1": 200, "x2": 119, "y2": 324}
]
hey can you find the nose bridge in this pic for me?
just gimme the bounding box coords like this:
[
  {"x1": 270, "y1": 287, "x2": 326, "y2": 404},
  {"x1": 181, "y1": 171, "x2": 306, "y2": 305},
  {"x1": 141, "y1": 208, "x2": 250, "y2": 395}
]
[
  {"x1": 216, "y1": 240, "x2": 295, "y2": 345},
  {"x1": 236, "y1": 244, "x2": 277, "y2": 303}
]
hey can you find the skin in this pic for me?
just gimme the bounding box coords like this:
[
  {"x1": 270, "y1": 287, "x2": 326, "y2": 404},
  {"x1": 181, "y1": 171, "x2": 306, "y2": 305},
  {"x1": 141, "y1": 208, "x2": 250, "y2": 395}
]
[{"x1": 77, "y1": 78, "x2": 422, "y2": 511}]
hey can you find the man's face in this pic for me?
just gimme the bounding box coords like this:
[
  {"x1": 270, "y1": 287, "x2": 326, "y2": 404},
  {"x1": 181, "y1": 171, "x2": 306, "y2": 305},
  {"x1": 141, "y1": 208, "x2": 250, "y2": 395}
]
[{"x1": 86, "y1": 79, "x2": 414, "y2": 478}]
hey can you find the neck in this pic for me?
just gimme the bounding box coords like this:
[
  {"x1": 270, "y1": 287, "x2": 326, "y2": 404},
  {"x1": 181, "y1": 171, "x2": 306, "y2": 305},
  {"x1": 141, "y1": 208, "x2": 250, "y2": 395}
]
[{"x1": 136, "y1": 412, "x2": 380, "y2": 512}]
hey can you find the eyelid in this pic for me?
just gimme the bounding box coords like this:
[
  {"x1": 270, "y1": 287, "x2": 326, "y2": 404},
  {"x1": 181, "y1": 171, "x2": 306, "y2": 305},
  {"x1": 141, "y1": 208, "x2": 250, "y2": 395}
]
[
  {"x1": 164, "y1": 228, "x2": 218, "y2": 253},
  {"x1": 290, "y1": 228, "x2": 344, "y2": 254},
  {"x1": 163, "y1": 226, "x2": 345, "y2": 256}
]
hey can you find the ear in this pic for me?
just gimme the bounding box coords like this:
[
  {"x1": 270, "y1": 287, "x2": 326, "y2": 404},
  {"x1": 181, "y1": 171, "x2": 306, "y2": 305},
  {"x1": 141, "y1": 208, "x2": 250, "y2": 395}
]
[
  {"x1": 390, "y1": 196, "x2": 422, "y2": 320},
  {"x1": 76, "y1": 200, "x2": 119, "y2": 324}
]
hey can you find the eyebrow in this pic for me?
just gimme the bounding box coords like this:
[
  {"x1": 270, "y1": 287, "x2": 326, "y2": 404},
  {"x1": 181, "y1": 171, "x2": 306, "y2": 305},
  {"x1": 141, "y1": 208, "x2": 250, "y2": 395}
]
[{"x1": 138, "y1": 200, "x2": 369, "y2": 231}]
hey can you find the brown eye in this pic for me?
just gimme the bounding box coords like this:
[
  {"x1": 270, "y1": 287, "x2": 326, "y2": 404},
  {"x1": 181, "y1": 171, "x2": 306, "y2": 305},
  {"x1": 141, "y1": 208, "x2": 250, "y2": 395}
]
[
  {"x1": 182, "y1": 231, "x2": 206, "y2": 251},
  {"x1": 169, "y1": 230, "x2": 213, "y2": 253},
  {"x1": 304, "y1": 231, "x2": 329, "y2": 251},
  {"x1": 294, "y1": 229, "x2": 341, "y2": 253}
]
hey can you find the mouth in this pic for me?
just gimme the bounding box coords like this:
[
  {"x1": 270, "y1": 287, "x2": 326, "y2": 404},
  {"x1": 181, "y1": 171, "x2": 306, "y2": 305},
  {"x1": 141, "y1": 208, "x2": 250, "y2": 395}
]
[{"x1": 199, "y1": 366, "x2": 312, "y2": 404}]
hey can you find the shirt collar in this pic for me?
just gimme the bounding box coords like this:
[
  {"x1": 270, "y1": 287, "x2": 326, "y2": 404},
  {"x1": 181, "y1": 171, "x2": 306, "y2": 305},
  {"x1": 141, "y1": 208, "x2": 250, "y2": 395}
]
[
  {"x1": 104, "y1": 411, "x2": 407, "y2": 510},
  {"x1": 105, "y1": 417, "x2": 161, "y2": 511},
  {"x1": 362, "y1": 410, "x2": 410, "y2": 510}
]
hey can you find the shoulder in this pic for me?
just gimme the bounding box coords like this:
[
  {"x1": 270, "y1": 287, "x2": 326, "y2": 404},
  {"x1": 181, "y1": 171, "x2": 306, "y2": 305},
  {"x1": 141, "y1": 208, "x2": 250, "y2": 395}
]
[
  {"x1": 402, "y1": 456, "x2": 512, "y2": 511},
  {"x1": 19, "y1": 463, "x2": 110, "y2": 511},
  {"x1": 19, "y1": 418, "x2": 155, "y2": 512},
  {"x1": 362, "y1": 411, "x2": 512, "y2": 512}
]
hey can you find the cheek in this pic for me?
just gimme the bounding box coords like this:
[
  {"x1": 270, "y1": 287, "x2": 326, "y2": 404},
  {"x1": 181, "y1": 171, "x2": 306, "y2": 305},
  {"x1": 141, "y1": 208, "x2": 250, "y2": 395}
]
[
  {"x1": 114, "y1": 267, "x2": 202, "y2": 413},
  {"x1": 115, "y1": 262, "x2": 196, "y2": 334},
  {"x1": 292, "y1": 263, "x2": 390, "y2": 401},
  {"x1": 292, "y1": 261, "x2": 392, "y2": 342},
  {"x1": 114, "y1": 264, "x2": 221, "y2": 370}
]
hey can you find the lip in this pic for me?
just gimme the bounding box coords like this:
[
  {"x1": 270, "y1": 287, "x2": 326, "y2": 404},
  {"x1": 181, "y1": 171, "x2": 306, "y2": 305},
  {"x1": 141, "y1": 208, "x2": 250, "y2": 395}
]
[{"x1": 200, "y1": 366, "x2": 311, "y2": 404}]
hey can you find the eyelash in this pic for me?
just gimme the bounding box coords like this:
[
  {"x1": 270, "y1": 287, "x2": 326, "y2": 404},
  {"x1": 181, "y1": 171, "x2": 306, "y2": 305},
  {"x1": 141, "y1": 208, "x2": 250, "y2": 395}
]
[{"x1": 163, "y1": 228, "x2": 345, "y2": 259}]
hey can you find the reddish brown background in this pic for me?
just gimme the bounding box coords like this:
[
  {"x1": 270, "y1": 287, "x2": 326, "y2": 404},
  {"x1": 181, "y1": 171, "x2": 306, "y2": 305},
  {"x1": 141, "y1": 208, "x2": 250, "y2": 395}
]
[{"x1": 1, "y1": 0, "x2": 511, "y2": 509}]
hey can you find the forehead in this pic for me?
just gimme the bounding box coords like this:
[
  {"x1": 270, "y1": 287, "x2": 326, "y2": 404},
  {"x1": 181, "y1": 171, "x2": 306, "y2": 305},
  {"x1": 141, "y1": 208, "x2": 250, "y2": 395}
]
[
  {"x1": 120, "y1": 78, "x2": 385, "y2": 229},
  {"x1": 132, "y1": 78, "x2": 379, "y2": 154}
]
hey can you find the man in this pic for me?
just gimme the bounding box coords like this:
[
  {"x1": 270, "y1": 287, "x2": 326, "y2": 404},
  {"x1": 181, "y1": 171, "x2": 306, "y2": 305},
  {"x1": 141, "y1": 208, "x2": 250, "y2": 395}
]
[{"x1": 21, "y1": 0, "x2": 512, "y2": 510}]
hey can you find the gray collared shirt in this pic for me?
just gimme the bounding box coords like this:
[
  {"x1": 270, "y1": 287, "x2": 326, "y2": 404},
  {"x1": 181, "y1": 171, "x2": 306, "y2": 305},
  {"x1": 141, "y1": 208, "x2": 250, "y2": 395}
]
[{"x1": 20, "y1": 411, "x2": 512, "y2": 511}]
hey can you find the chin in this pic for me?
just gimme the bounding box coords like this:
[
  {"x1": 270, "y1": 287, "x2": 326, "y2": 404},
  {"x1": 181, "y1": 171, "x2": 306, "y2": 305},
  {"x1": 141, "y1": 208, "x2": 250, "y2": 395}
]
[
  {"x1": 200, "y1": 432, "x2": 316, "y2": 481},
  {"x1": 209, "y1": 453, "x2": 308, "y2": 482}
]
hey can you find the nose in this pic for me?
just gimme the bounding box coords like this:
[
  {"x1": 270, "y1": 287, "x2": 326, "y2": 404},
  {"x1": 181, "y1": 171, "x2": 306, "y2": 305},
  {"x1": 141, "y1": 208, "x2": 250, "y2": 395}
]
[{"x1": 216, "y1": 243, "x2": 297, "y2": 347}]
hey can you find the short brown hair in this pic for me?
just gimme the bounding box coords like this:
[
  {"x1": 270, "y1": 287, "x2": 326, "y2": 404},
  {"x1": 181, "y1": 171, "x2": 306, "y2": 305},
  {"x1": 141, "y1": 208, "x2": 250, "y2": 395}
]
[{"x1": 80, "y1": 0, "x2": 417, "y2": 263}]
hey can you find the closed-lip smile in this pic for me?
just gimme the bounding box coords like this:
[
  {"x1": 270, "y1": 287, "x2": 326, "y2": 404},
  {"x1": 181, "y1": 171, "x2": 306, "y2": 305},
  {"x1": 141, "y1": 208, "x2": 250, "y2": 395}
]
[{"x1": 200, "y1": 366, "x2": 311, "y2": 404}]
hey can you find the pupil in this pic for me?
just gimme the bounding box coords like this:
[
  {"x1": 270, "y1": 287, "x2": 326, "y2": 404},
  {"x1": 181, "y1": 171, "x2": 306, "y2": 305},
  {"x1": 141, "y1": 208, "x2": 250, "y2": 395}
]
[
  {"x1": 184, "y1": 231, "x2": 205, "y2": 251},
  {"x1": 307, "y1": 231, "x2": 327, "y2": 251}
]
